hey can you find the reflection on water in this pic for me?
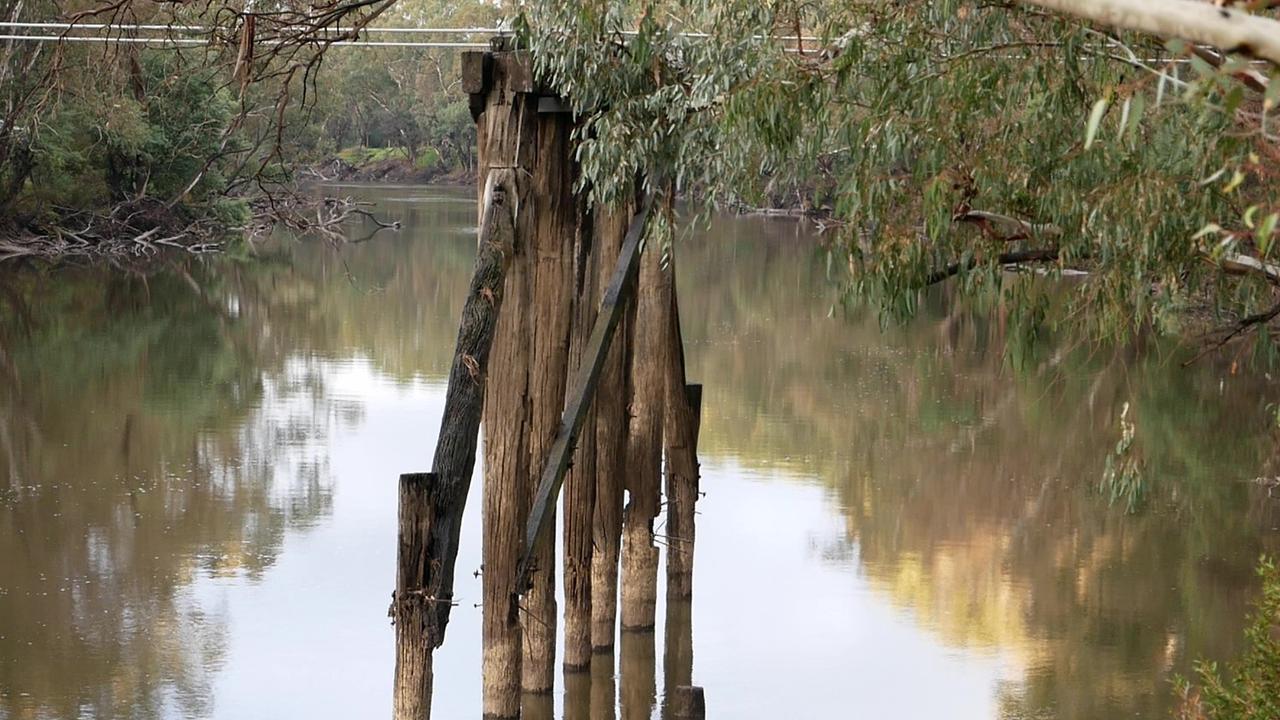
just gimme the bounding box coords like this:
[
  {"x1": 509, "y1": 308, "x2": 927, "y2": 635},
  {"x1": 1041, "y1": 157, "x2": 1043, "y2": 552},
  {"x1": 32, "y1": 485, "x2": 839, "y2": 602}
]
[{"x1": 1, "y1": 185, "x2": 1279, "y2": 719}]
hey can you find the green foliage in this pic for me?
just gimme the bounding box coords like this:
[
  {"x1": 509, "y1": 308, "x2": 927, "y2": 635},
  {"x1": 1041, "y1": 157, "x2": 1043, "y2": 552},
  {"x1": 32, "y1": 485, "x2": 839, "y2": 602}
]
[
  {"x1": 17, "y1": 50, "x2": 238, "y2": 219},
  {"x1": 414, "y1": 148, "x2": 441, "y2": 170},
  {"x1": 1178, "y1": 557, "x2": 1280, "y2": 720},
  {"x1": 526, "y1": 0, "x2": 1279, "y2": 347}
]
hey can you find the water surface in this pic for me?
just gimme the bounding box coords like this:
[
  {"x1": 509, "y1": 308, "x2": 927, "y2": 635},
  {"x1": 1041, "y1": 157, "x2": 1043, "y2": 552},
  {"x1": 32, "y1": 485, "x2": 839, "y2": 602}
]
[{"x1": 2, "y1": 185, "x2": 1279, "y2": 720}]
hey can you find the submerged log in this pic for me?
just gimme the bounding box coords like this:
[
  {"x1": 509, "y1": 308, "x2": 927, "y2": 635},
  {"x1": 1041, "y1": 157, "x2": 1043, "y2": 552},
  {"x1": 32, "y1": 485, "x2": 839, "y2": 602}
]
[{"x1": 391, "y1": 171, "x2": 516, "y2": 720}]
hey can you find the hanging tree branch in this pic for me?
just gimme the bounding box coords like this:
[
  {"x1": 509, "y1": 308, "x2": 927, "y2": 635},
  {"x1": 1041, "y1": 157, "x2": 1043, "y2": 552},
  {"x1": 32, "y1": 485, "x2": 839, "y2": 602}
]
[{"x1": 1021, "y1": 0, "x2": 1280, "y2": 66}]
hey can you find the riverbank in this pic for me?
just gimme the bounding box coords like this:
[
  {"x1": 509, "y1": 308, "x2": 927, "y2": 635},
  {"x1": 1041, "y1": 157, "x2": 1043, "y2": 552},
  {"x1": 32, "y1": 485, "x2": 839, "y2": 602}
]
[{"x1": 310, "y1": 149, "x2": 476, "y2": 186}]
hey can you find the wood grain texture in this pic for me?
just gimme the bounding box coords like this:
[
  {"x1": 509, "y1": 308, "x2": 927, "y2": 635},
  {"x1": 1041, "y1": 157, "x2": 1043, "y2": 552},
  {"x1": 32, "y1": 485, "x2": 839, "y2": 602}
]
[
  {"x1": 663, "y1": 257, "x2": 702, "y2": 601},
  {"x1": 478, "y1": 54, "x2": 538, "y2": 719},
  {"x1": 589, "y1": 198, "x2": 635, "y2": 652},
  {"x1": 620, "y1": 229, "x2": 668, "y2": 632},
  {"x1": 563, "y1": 190, "x2": 599, "y2": 672},
  {"x1": 521, "y1": 109, "x2": 577, "y2": 694}
]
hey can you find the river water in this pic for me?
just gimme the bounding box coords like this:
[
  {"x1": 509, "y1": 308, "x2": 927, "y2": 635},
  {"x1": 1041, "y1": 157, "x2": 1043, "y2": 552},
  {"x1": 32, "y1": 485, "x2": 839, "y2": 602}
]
[{"x1": 2, "y1": 185, "x2": 1279, "y2": 720}]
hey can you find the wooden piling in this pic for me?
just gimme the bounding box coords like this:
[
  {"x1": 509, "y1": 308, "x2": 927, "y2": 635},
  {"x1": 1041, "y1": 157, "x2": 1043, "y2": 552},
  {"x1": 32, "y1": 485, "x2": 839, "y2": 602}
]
[
  {"x1": 620, "y1": 230, "x2": 669, "y2": 632},
  {"x1": 563, "y1": 196, "x2": 599, "y2": 672},
  {"x1": 663, "y1": 248, "x2": 702, "y2": 600},
  {"x1": 590, "y1": 198, "x2": 635, "y2": 651},
  {"x1": 670, "y1": 686, "x2": 706, "y2": 720},
  {"x1": 664, "y1": 382, "x2": 701, "y2": 600},
  {"x1": 393, "y1": 472, "x2": 436, "y2": 720},
  {"x1": 521, "y1": 99, "x2": 579, "y2": 696},
  {"x1": 475, "y1": 48, "x2": 538, "y2": 720},
  {"x1": 391, "y1": 169, "x2": 516, "y2": 720}
]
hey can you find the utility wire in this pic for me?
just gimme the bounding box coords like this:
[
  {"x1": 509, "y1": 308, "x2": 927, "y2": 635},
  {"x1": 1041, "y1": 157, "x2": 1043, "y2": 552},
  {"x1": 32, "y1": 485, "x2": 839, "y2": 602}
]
[{"x1": 0, "y1": 34, "x2": 490, "y2": 47}]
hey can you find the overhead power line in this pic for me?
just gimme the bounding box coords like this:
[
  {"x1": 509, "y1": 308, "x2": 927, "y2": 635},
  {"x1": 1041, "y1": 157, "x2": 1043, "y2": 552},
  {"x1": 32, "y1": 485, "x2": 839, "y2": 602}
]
[
  {"x1": 0, "y1": 21, "x2": 818, "y2": 43},
  {"x1": 0, "y1": 34, "x2": 490, "y2": 48},
  {"x1": 0, "y1": 21, "x2": 503, "y2": 34}
]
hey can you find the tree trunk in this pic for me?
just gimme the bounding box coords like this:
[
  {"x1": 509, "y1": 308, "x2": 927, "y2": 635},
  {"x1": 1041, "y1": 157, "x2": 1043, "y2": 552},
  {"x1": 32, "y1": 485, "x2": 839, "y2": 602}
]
[
  {"x1": 521, "y1": 109, "x2": 578, "y2": 694},
  {"x1": 591, "y1": 198, "x2": 635, "y2": 651},
  {"x1": 620, "y1": 231, "x2": 668, "y2": 632}
]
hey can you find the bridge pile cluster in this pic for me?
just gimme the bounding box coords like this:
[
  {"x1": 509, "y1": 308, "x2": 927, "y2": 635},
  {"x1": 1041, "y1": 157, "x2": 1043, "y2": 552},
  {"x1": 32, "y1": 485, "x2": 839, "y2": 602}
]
[{"x1": 390, "y1": 39, "x2": 706, "y2": 720}]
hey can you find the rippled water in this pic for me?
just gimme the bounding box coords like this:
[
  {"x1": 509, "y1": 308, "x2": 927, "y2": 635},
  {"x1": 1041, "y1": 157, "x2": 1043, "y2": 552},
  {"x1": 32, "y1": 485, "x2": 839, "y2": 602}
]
[{"x1": 2, "y1": 185, "x2": 1279, "y2": 720}]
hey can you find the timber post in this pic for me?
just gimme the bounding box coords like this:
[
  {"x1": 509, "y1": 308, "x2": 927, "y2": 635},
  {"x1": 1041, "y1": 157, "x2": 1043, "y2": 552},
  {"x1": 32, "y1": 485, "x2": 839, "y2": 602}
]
[
  {"x1": 664, "y1": 246, "x2": 702, "y2": 600},
  {"x1": 460, "y1": 36, "x2": 704, "y2": 716},
  {"x1": 393, "y1": 472, "x2": 436, "y2": 720},
  {"x1": 670, "y1": 686, "x2": 706, "y2": 720},
  {"x1": 521, "y1": 72, "x2": 579, "y2": 696},
  {"x1": 620, "y1": 225, "x2": 669, "y2": 632},
  {"x1": 664, "y1": 383, "x2": 701, "y2": 599},
  {"x1": 591, "y1": 199, "x2": 636, "y2": 651},
  {"x1": 391, "y1": 168, "x2": 516, "y2": 720},
  {"x1": 467, "y1": 41, "x2": 539, "y2": 719},
  {"x1": 563, "y1": 193, "x2": 599, "y2": 672}
]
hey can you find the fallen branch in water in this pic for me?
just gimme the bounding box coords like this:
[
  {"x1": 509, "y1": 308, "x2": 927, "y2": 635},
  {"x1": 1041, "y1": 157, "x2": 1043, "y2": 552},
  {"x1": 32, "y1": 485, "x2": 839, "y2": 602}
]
[
  {"x1": 1185, "y1": 296, "x2": 1280, "y2": 365},
  {"x1": 245, "y1": 195, "x2": 400, "y2": 245},
  {"x1": 0, "y1": 193, "x2": 400, "y2": 264},
  {"x1": 921, "y1": 248, "x2": 1062, "y2": 287}
]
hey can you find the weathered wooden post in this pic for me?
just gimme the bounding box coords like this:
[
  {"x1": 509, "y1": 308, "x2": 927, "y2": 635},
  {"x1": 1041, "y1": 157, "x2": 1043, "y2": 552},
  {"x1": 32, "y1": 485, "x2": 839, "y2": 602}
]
[
  {"x1": 393, "y1": 472, "x2": 436, "y2": 720},
  {"x1": 563, "y1": 198, "x2": 600, "y2": 672},
  {"x1": 391, "y1": 170, "x2": 516, "y2": 720},
  {"x1": 467, "y1": 42, "x2": 538, "y2": 719},
  {"x1": 664, "y1": 263, "x2": 702, "y2": 600},
  {"x1": 670, "y1": 687, "x2": 706, "y2": 720},
  {"x1": 620, "y1": 230, "x2": 669, "y2": 631},
  {"x1": 521, "y1": 87, "x2": 580, "y2": 697},
  {"x1": 591, "y1": 199, "x2": 636, "y2": 651}
]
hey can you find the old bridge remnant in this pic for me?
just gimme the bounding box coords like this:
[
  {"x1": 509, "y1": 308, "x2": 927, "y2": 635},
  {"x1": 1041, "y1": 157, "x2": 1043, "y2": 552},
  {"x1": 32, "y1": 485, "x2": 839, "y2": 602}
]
[{"x1": 391, "y1": 39, "x2": 705, "y2": 719}]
